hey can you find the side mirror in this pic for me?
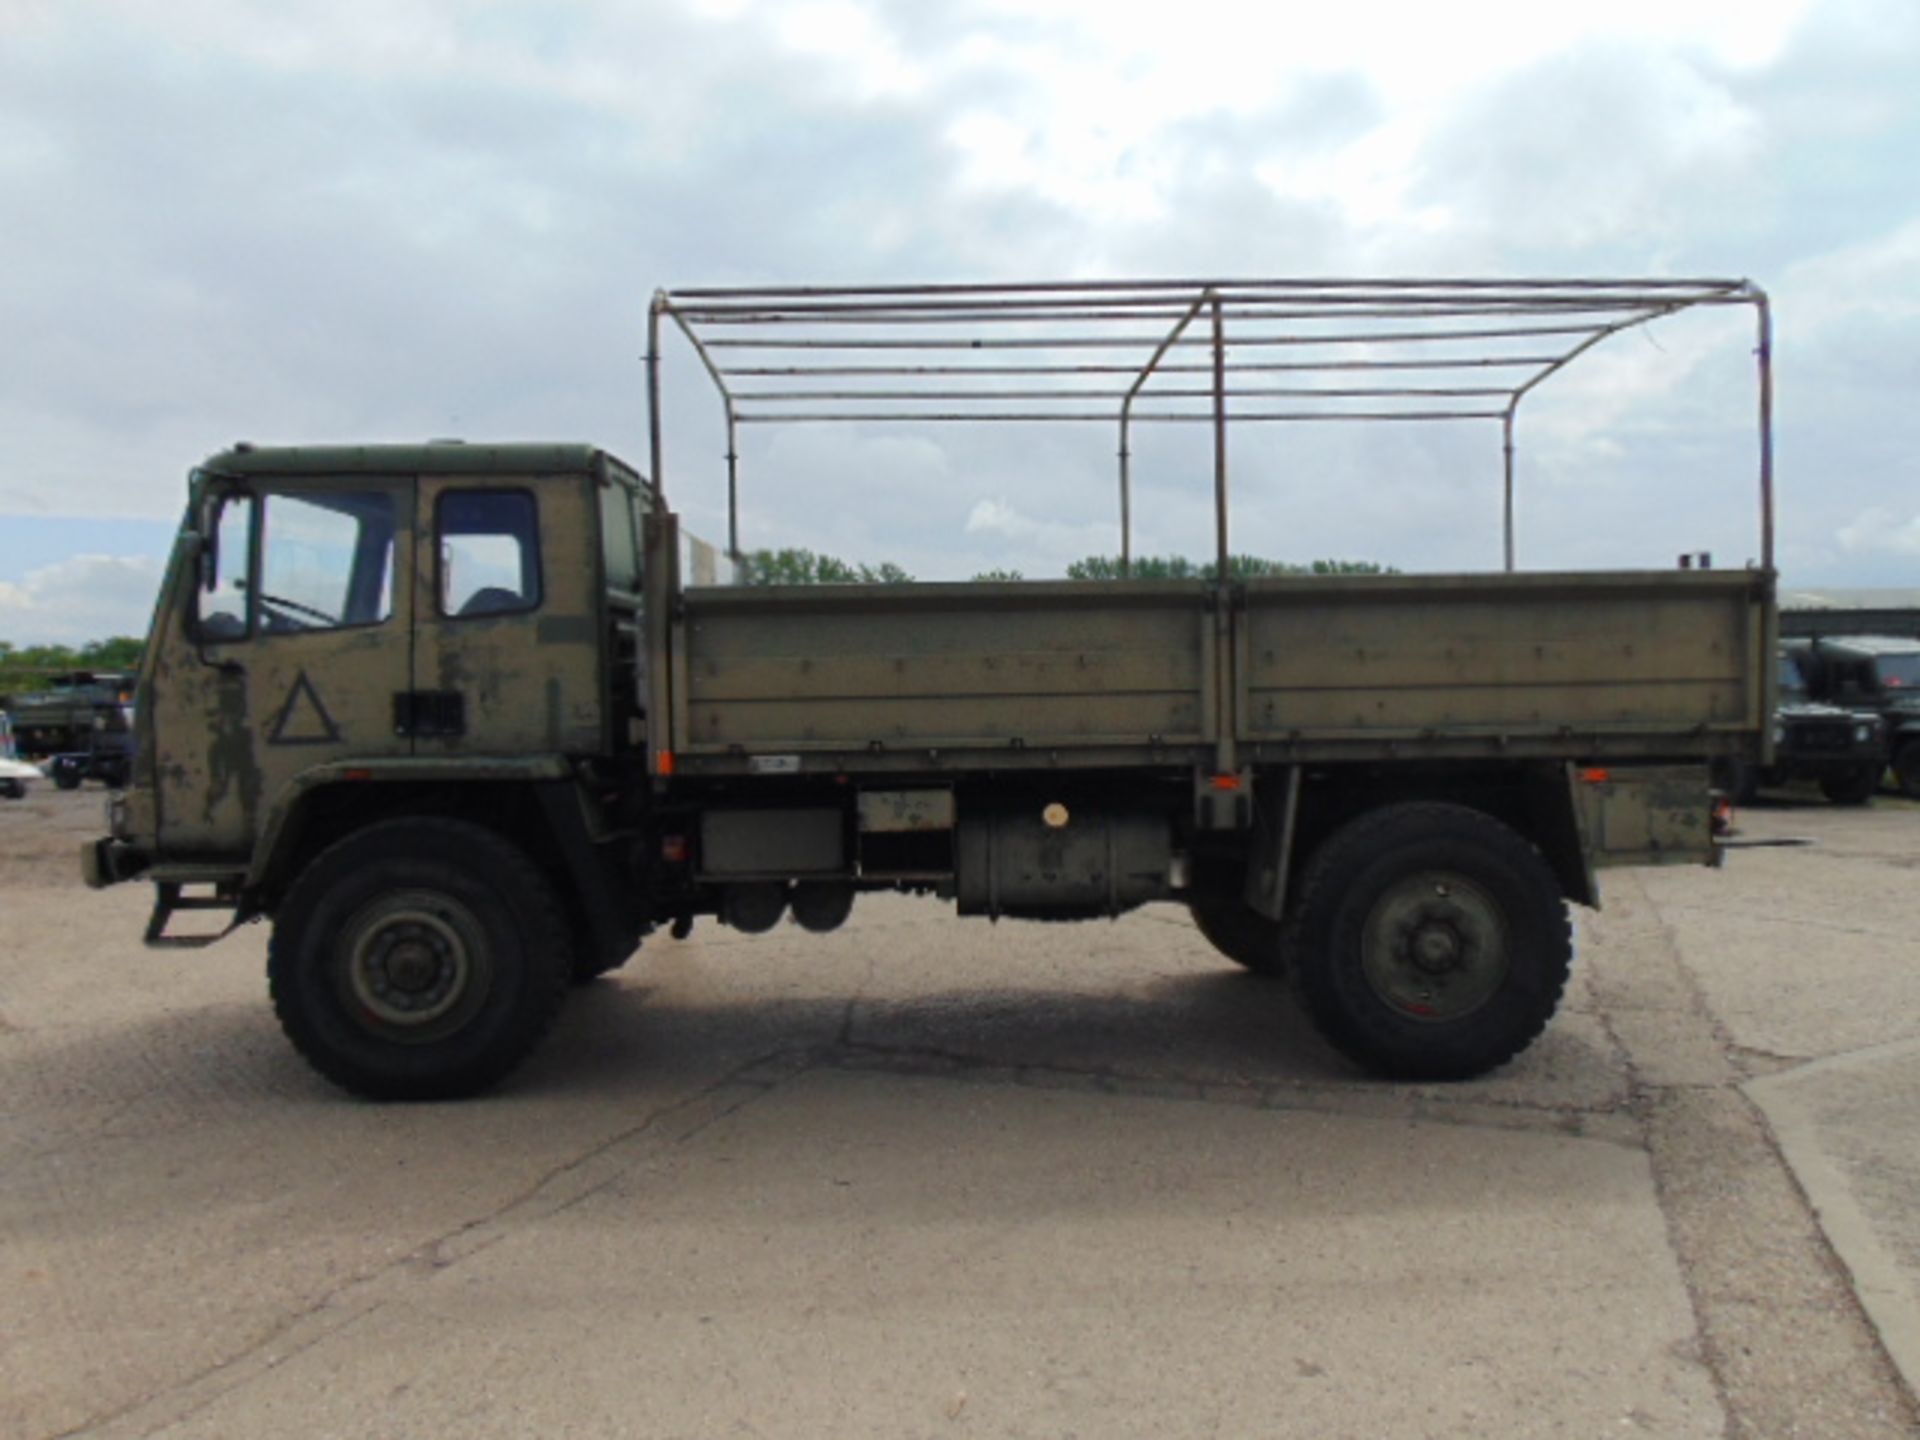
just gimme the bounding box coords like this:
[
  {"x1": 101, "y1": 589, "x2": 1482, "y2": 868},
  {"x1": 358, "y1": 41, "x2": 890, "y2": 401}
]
[{"x1": 197, "y1": 494, "x2": 225, "y2": 592}]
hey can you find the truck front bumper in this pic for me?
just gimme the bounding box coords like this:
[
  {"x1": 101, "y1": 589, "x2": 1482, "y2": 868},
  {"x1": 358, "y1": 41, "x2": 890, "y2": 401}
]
[{"x1": 82, "y1": 837, "x2": 149, "y2": 889}]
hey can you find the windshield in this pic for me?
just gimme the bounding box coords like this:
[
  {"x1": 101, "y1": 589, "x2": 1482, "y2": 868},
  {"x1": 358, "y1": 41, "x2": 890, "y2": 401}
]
[{"x1": 1776, "y1": 654, "x2": 1809, "y2": 697}]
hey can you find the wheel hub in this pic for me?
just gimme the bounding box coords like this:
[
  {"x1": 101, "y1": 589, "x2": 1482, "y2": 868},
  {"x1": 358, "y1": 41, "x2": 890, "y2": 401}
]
[
  {"x1": 1359, "y1": 872, "x2": 1511, "y2": 1022},
  {"x1": 1409, "y1": 919, "x2": 1464, "y2": 974},
  {"x1": 346, "y1": 906, "x2": 473, "y2": 1028}
]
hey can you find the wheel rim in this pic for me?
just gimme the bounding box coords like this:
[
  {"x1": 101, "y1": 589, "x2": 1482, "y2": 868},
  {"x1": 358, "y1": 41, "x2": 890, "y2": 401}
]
[
  {"x1": 1359, "y1": 870, "x2": 1510, "y2": 1022},
  {"x1": 338, "y1": 890, "x2": 493, "y2": 1040}
]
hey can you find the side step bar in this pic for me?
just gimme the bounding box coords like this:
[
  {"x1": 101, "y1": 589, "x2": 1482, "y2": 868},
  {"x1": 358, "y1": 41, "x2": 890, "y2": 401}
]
[{"x1": 144, "y1": 879, "x2": 248, "y2": 949}]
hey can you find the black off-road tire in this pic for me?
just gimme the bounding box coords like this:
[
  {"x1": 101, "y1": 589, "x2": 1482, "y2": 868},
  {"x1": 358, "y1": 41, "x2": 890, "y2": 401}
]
[
  {"x1": 1287, "y1": 803, "x2": 1572, "y2": 1082},
  {"x1": 52, "y1": 765, "x2": 82, "y2": 791},
  {"x1": 269, "y1": 818, "x2": 573, "y2": 1100},
  {"x1": 1895, "y1": 741, "x2": 1920, "y2": 801},
  {"x1": 0, "y1": 778, "x2": 23, "y2": 801},
  {"x1": 570, "y1": 941, "x2": 637, "y2": 985},
  {"x1": 1188, "y1": 894, "x2": 1288, "y2": 977},
  {"x1": 1818, "y1": 765, "x2": 1881, "y2": 806}
]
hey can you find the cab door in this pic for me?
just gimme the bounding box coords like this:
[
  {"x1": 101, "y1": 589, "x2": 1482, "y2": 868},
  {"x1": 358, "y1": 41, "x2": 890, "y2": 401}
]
[
  {"x1": 410, "y1": 473, "x2": 604, "y2": 757},
  {"x1": 155, "y1": 476, "x2": 414, "y2": 856}
]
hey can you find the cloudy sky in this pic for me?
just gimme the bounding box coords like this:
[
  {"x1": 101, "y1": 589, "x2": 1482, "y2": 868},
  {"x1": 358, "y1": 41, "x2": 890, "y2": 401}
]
[{"x1": 1, "y1": 0, "x2": 1915, "y2": 643}]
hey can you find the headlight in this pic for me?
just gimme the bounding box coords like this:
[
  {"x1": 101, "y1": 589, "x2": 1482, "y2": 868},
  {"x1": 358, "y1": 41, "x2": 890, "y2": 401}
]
[
  {"x1": 1772, "y1": 724, "x2": 1786, "y2": 745},
  {"x1": 1855, "y1": 723, "x2": 1873, "y2": 743}
]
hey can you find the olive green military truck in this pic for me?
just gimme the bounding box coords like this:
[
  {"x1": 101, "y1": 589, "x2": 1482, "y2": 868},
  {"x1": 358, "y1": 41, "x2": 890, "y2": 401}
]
[{"x1": 85, "y1": 279, "x2": 1779, "y2": 1099}]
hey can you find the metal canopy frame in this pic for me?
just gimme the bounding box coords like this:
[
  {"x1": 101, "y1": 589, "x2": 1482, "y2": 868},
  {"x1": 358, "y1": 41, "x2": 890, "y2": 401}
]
[{"x1": 647, "y1": 278, "x2": 1773, "y2": 576}]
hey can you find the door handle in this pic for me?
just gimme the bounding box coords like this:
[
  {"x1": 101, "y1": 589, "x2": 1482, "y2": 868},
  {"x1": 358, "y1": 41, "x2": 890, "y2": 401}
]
[{"x1": 393, "y1": 691, "x2": 465, "y2": 739}]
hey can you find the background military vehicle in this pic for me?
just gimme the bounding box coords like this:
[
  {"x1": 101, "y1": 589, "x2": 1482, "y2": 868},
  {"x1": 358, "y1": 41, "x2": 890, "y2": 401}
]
[
  {"x1": 1786, "y1": 634, "x2": 1920, "y2": 797},
  {"x1": 7, "y1": 670, "x2": 135, "y2": 760},
  {"x1": 83, "y1": 278, "x2": 1779, "y2": 1100},
  {"x1": 1713, "y1": 650, "x2": 1885, "y2": 805}
]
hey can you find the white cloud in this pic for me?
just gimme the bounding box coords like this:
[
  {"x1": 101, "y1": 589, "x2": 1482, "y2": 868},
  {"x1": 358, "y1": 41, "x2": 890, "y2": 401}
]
[
  {"x1": 1836, "y1": 509, "x2": 1920, "y2": 559},
  {"x1": 0, "y1": 554, "x2": 164, "y2": 646},
  {"x1": 0, "y1": 0, "x2": 1914, "y2": 594}
]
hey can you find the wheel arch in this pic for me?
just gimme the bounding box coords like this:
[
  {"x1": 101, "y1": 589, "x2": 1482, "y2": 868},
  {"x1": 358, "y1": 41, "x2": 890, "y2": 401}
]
[
  {"x1": 1266, "y1": 762, "x2": 1596, "y2": 915},
  {"x1": 250, "y1": 762, "x2": 646, "y2": 972}
]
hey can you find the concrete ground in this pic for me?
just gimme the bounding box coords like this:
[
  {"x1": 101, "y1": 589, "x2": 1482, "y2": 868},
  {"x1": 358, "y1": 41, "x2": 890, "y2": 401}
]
[{"x1": 1, "y1": 783, "x2": 1915, "y2": 1438}]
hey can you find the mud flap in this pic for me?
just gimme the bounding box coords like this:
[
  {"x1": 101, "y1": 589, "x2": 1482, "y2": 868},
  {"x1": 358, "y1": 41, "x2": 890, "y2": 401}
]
[{"x1": 1573, "y1": 763, "x2": 1719, "y2": 871}]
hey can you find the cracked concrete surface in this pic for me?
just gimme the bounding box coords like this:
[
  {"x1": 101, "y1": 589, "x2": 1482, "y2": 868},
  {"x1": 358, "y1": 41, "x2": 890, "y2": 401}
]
[{"x1": 2, "y1": 787, "x2": 1916, "y2": 1437}]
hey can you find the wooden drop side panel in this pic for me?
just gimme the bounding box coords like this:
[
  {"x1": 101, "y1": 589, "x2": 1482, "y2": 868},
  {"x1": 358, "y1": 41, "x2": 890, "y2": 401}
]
[
  {"x1": 1237, "y1": 571, "x2": 1768, "y2": 759},
  {"x1": 678, "y1": 582, "x2": 1212, "y2": 757}
]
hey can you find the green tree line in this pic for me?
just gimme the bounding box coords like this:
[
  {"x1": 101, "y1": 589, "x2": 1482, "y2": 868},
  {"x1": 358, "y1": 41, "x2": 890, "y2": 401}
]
[
  {"x1": 739, "y1": 548, "x2": 1394, "y2": 584},
  {"x1": 737, "y1": 549, "x2": 915, "y2": 586},
  {"x1": 0, "y1": 637, "x2": 143, "y2": 699},
  {"x1": 1063, "y1": 555, "x2": 1396, "y2": 580}
]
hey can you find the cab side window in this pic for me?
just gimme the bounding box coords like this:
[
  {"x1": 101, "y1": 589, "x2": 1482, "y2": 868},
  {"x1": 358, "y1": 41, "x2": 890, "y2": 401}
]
[{"x1": 439, "y1": 490, "x2": 540, "y2": 619}]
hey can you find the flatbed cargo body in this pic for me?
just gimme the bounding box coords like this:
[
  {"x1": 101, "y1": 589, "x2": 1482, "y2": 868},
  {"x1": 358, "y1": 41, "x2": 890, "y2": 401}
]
[{"x1": 670, "y1": 569, "x2": 1768, "y2": 776}]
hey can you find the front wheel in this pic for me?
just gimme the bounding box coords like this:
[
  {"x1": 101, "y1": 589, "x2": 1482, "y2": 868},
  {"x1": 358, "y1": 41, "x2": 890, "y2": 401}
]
[
  {"x1": 1818, "y1": 765, "x2": 1881, "y2": 806},
  {"x1": 269, "y1": 818, "x2": 573, "y2": 1100},
  {"x1": 1895, "y1": 741, "x2": 1920, "y2": 801},
  {"x1": 1288, "y1": 803, "x2": 1571, "y2": 1081}
]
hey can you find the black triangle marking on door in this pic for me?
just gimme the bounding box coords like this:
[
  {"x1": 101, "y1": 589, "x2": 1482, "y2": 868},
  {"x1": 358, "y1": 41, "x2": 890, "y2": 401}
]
[{"x1": 268, "y1": 670, "x2": 341, "y2": 746}]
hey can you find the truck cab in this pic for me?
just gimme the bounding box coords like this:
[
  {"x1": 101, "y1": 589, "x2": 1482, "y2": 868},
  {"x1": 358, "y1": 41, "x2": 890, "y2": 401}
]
[{"x1": 92, "y1": 443, "x2": 657, "y2": 965}]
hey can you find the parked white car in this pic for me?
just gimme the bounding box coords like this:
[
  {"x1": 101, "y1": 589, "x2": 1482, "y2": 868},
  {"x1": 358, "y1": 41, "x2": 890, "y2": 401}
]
[{"x1": 1, "y1": 712, "x2": 44, "y2": 799}]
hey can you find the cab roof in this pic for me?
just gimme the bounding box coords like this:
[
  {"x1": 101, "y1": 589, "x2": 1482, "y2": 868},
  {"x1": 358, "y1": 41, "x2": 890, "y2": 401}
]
[
  {"x1": 1805, "y1": 634, "x2": 1920, "y2": 658},
  {"x1": 199, "y1": 441, "x2": 647, "y2": 488}
]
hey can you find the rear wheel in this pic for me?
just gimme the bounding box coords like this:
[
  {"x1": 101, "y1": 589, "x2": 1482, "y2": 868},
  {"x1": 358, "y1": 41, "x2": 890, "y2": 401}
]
[
  {"x1": 269, "y1": 818, "x2": 572, "y2": 1100},
  {"x1": 0, "y1": 778, "x2": 23, "y2": 800},
  {"x1": 1288, "y1": 803, "x2": 1571, "y2": 1081},
  {"x1": 1818, "y1": 765, "x2": 1881, "y2": 806}
]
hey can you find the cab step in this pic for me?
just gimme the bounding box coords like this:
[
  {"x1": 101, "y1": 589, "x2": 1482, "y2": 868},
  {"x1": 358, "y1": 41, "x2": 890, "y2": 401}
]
[{"x1": 143, "y1": 880, "x2": 247, "y2": 949}]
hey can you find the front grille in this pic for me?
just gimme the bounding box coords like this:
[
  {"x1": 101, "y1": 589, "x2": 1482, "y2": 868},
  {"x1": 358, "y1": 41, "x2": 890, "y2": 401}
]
[{"x1": 1791, "y1": 720, "x2": 1852, "y2": 752}]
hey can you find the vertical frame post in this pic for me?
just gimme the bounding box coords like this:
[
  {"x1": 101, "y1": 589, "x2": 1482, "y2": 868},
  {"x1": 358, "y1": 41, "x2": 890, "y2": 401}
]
[
  {"x1": 1502, "y1": 409, "x2": 1517, "y2": 572},
  {"x1": 646, "y1": 294, "x2": 667, "y2": 516},
  {"x1": 1756, "y1": 294, "x2": 1774, "y2": 572},
  {"x1": 724, "y1": 409, "x2": 740, "y2": 563},
  {"x1": 1211, "y1": 292, "x2": 1229, "y2": 580}
]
